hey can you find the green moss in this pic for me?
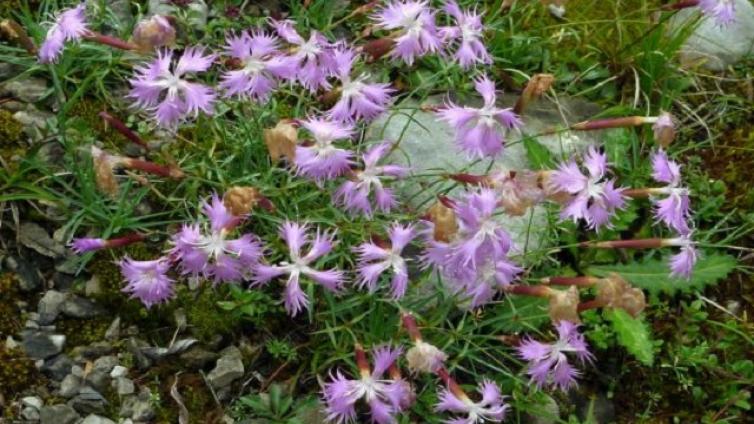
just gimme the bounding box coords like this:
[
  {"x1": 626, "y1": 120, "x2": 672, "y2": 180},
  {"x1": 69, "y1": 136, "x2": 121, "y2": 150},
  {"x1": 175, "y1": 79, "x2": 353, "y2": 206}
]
[
  {"x1": 179, "y1": 286, "x2": 240, "y2": 343},
  {"x1": 0, "y1": 273, "x2": 23, "y2": 336},
  {"x1": 57, "y1": 318, "x2": 111, "y2": 350},
  {"x1": 67, "y1": 98, "x2": 127, "y2": 146},
  {"x1": 0, "y1": 110, "x2": 24, "y2": 145},
  {"x1": 0, "y1": 345, "x2": 42, "y2": 400}
]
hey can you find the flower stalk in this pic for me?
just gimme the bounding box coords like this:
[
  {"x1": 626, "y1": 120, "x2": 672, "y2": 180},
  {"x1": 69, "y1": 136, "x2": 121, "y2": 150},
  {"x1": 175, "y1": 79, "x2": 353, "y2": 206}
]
[{"x1": 98, "y1": 111, "x2": 149, "y2": 149}]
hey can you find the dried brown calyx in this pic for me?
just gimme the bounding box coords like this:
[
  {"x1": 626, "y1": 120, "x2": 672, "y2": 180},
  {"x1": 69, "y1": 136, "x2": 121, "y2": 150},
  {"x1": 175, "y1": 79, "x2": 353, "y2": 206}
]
[
  {"x1": 490, "y1": 170, "x2": 545, "y2": 216},
  {"x1": 595, "y1": 273, "x2": 646, "y2": 317},
  {"x1": 223, "y1": 186, "x2": 275, "y2": 216},
  {"x1": 426, "y1": 200, "x2": 458, "y2": 242},
  {"x1": 548, "y1": 285, "x2": 581, "y2": 324},
  {"x1": 131, "y1": 15, "x2": 176, "y2": 52},
  {"x1": 263, "y1": 120, "x2": 297, "y2": 162},
  {"x1": 514, "y1": 73, "x2": 555, "y2": 115}
]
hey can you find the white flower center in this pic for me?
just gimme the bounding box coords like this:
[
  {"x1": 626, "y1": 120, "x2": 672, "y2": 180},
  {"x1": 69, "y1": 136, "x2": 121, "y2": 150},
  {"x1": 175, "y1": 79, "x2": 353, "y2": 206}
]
[{"x1": 243, "y1": 57, "x2": 265, "y2": 74}]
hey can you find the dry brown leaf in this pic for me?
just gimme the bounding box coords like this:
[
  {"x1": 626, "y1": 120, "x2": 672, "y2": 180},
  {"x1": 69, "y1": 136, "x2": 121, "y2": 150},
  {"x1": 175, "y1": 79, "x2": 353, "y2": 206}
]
[{"x1": 223, "y1": 186, "x2": 262, "y2": 216}]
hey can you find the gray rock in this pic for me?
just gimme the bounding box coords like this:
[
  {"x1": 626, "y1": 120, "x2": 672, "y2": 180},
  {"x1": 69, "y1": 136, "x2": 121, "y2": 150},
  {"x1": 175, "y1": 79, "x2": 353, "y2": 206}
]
[
  {"x1": 142, "y1": 337, "x2": 197, "y2": 360},
  {"x1": 120, "y1": 389, "x2": 155, "y2": 421},
  {"x1": 104, "y1": 317, "x2": 121, "y2": 341},
  {"x1": 85, "y1": 275, "x2": 103, "y2": 296},
  {"x1": 0, "y1": 77, "x2": 48, "y2": 103},
  {"x1": 13, "y1": 107, "x2": 55, "y2": 142},
  {"x1": 85, "y1": 370, "x2": 111, "y2": 393},
  {"x1": 179, "y1": 346, "x2": 219, "y2": 369},
  {"x1": 110, "y1": 365, "x2": 128, "y2": 378},
  {"x1": 369, "y1": 94, "x2": 602, "y2": 251},
  {"x1": 671, "y1": 0, "x2": 754, "y2": 71},
  {"x1": 207, "y1": 346, "x2": 244, "y2": 388},
  {"x1": 68, "y1": 386, "x2": 108, "y2": 414},
  {"x1": 41, "y1": 354, "x2": 74, "y2": 380},
  {"x1": 4, "y1": 255, "x2": 42, "y2": 291},
  {"x1": 37, "y1": 141, "x2": 66, "y2": 168},
  {"x1": 22, "y1": 331, "x2": 65, "y2": 359},
  {"x1": 115, "y1": 377, "x2": 135, "y2": 396},
  {"x1": 39, "y1": 404, "x2": 80, "y2": 424},
  {"x1": 17, "y1": 222, "x2": 67, "y2": 258},
  {"x1": 61, "y1": 295, "x2": 103, "y2": 318},
  {"x1": 21, "y1": 406, "x2": 40, "y2": 421},
  {"x1": 72, "y1": 342, "x2": 115, "y2": 359},
  {"x1": 21, "y1": 396, "x2": 44, "y2": 410},
  {"x1": 38, "y1": 290, "x2": 67, "y2": 325},
  {"x1": 93, "y1": 355, "x2": 119, "y2": 373},
  {"x1": 126, "y1": 337, "x2": 152, "y2": 370},
  {"x1": 59, "y1": 374, "x2": 83, "y2": 398},
  {"x1": 80, "y1": 414, "x2": 116, "y2": 424}
]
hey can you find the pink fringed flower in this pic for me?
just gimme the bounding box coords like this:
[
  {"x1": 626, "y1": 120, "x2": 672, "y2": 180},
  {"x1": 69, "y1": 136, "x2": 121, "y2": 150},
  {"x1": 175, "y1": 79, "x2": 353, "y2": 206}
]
[
  {"x1": 699, "y1": 0, "x2": 736, "y2": 26},
  {"x1": 666, "y1": 234, "x2": 699, "y2": 279},
  {"x1": 328, "y1": 47, "x2": 394, "y2": 122},
  {"x1": 39, "y1": 3, "x2": 89, "y2": 63},
  {"x1": 294, "y1": 117, "x2": 355, "y2": 184},
  {"x1": 128, "y1": 48, "x2": 216, "y2": 128},
  {"x1": 451, "y1": 188, "x2": 514, "y2": 267},
  {"x1": 437, "y1": 75, "x2": 522, "y2": 159},
  {"x1": 70, "y1": 237, "x2": 106, "y2": 253},
  {"x1": 323, "y1": 345, "x2": 410, "y2": 424},
  {"x1": 271, "y1": 19, "x2": 337, "y2": 91},
  {"x1": 333, "y1": 143, "x2": 407, "y2": 216},
  {"x1": 451, "y1": 255, "x2": 522, "y2": 309},
  {"x1": 436, "y1": 379, "x2": 509, "y2": 423},
  {"x1": 517, "y1": 321, "x2": 593, "y2": 391},
  {"x1": 170, "y1": 195, "x2": 261, "y2": 284},
  {"x1": 219, "y1": 31, "x2": 289, "y2": 101},
  {"x1": 119, "y1": 256, "x2": 175, "y2": 308},
  {"x1": 650, "y1": 149, "x2": 692, "y2": 235},
  {"x1": 439, "y1": 1, "x2": 491, "y2": 68},
  {"x1": 354, "y1": 223, "x2": 415, "y2": 299},
  {"x1": 253, "y1": 221, "x2": 344, "y2": 316},
  {"x1": 373, "y1": 0, "x2": 442, "y2": 65},
  {"x1": 549, "y1": 146, "x2": 627, "y2": 231}
]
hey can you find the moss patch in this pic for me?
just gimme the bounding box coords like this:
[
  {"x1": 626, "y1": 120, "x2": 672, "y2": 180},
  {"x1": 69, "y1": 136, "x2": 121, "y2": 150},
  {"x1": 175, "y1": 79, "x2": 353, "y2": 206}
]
[
  {"x1": 0, "y1": 345, "x2": 42, "y2": 401},
  {"x1": 0, "y1": 273, "x2": 24, "y2": 337},
  {"x1": 0, "y1": 110, "x2": 24, "y2": 145}
]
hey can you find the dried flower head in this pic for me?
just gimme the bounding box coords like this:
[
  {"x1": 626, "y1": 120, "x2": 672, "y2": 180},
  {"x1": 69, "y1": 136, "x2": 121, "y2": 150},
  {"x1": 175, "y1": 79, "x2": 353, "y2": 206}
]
[
  {"x1": 406, "y1": 340, "x2": 448, "y2": 373},
  {"x1": 427, "y1": 200, "x2": 458, "y2": 242},
  {"x1": 595, "y1": 273, "x2": 646, "y2": 317},
  {"x1": 131, "y1": 15, "x2": 176, "y2": 52},
  {"x1": 548, "y1": 285, "x2": 581, "y2": 324},
  {"x1": 264, "y1": 120, "x2": 298, "y2": 162},
  {"x1": 652, "y1": 112, "x2": 676, "y2": 148}
]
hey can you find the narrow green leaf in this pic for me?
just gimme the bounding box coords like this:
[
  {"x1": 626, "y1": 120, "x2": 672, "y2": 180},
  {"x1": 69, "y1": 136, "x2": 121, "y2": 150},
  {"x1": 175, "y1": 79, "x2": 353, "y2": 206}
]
[
  {"x1": 523, "y1": 136, "x2": 554, "y2": 170},
  {"x1": 589, "y1": 253, "x2": 737, "y2": 296},
  {"x1": 605, "y1": 309, "x2": 654, "y2": 365}
]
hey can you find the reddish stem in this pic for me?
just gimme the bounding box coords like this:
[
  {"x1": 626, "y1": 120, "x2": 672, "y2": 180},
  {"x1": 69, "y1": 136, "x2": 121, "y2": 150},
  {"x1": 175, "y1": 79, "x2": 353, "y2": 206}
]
[
  {"x1": 124, "y1": 158, "x2": 184, "y2": 179},
  {"x1": 354, "y1": 344, "x2": 370, "y2": 374},
  {"x1": 435, "y1": 367, "x2": 467, "y2": 400},
  {"x1": 449, "y1": 173, "x2": 489, "y2": 186},
  {"x1": 570, "y1": 116, "x2": 645, "y2": 131},
  {"x1": 577, "y1": 299, "x2": 605, "y2": 313},
  {"x1": 83, "y1": 31, "x2": 138, "y2": 51},
  {"x1": 438, "y1": 195, "x2": 456, "y2": 210},
  {"x1": 544, "y1": 276, "x2": 600, "y2": 287},
  {"x1": 504, "y1": 284, "x2": 552, "y2": 298},
  {"x1": 99, "y1": 111, "x2": 148, "y2": 148},
  {"x1": 401, "y1": 313, "x2": 423, "y2": 343},
  {"x1": 623, "y1": 188, "x2": 652, "y2": 198},
  {"x1": 105, "y1": 233, "x2": 145, "y2": 249},
  {"x1": 662, "y1": 0, "x2": 700, "y2": 10}
]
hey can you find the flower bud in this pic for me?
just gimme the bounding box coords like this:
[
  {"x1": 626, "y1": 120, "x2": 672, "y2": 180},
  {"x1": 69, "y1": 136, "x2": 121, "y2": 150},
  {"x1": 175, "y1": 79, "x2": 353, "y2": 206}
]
[
  {"x1": 548, "y1": 285, "x2": 581, "y2": 324},
  {"x1": 263, "y1": 120, "x2": 297, "y2": 162},
  {"x1": 595, "y1": 273, "x2": 646, "y2": 317},
  {"x1": 131, "y1": 15, "x2": 176, "y2": 52}
]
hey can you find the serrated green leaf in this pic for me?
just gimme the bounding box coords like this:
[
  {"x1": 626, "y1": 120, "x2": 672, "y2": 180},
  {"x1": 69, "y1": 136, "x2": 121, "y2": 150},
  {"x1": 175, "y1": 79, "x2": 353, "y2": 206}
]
[
  {"x1": 523, "y1": 136, "x2": 554, "y2": 170},
  {"x1": 589, "y1": 253, "x2": 736, "y2": 296},
  {"x1": 605, "y1": 309, "x2": 654, "y2": 365}
]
